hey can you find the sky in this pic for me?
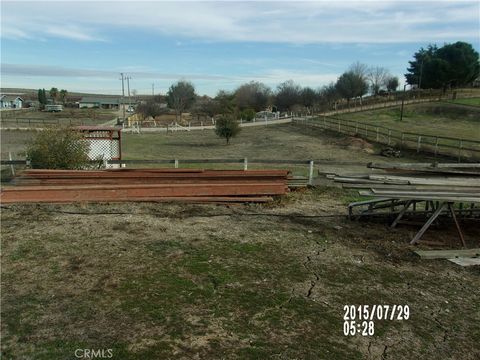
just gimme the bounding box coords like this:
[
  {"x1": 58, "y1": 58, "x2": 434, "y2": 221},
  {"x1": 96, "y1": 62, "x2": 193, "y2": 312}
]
[{"x1": 1, "y1": 0, "x2": 479, "y2": 96}]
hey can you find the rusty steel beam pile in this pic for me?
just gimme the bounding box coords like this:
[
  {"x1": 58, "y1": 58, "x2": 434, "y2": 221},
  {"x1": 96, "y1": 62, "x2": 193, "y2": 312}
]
[{"x1": 1, "y1": 169, "x2": 291, "y2": 204}]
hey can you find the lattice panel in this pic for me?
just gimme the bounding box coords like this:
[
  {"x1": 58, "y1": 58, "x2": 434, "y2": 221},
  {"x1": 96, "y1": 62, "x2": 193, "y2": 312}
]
[{"x1": 84, "y1": 139, "x2": 120, "y2": 160}]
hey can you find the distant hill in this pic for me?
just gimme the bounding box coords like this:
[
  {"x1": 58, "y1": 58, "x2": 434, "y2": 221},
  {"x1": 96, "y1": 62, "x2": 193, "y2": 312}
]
[
  {"x1": 0, "y1": 88, "x2": 120, "y2": 98},
  {"x1": 0, "y1": 88, "x2": 159, "y2": 102}
]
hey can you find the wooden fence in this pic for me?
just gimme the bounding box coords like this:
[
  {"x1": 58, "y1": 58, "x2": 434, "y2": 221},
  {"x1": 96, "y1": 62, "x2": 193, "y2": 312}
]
[
  {"x1": 0, "y1": 117, "x2": 105, "y2": 127},
  {"x1": 293, "y1": 116, "x2": 480, "y2": 161}
]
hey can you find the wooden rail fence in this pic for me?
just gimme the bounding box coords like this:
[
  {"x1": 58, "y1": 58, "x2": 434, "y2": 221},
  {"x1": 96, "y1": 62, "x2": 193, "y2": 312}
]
[{"x1": 293, "y1": 116, "x2": 480, "y2": 161}]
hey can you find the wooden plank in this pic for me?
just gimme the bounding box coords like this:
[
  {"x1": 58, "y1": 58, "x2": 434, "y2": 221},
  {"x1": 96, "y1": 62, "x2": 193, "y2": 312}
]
[
  {"x1": 414, "y1": 249, "x2": 480, "y2": 259},
  {"x1": 334, "y1": 177, "x2": 409, "y2": 185},
  {"x1": 368, "y1": 162, "x2": 480, "y2": 169},
  {"x1": 344, "y1": 184, "x2": 480, "y2": 191},
  {"x1": 368, "y1": 175, "x2": 480, "y2": 186},
  {"x1": 0, "y1": 183, "x2": 288, "y2": 203},
  {"x1": 410, "y1": 202, "x2": 448, "y2": 244},
  {"x1": 359, "y1": 192, "x2": 480, "y2": 203},
  {"x1": 367, "y1": 163, "x2": 480, "y2": 175},
  {"x1": 371, "y1": 189, "x2": 480, "y2": 196},
  {"x1": 447, "y1": 258, "x2": 480, "y2": 266}
]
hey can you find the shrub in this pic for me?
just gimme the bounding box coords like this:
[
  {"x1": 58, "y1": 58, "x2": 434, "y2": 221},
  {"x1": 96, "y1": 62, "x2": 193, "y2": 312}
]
[
  {"x1": 215, "y1": 116, "x2": 241, "y2": 144},
  {"x1": 27, "y1": 127, "x2": 90, "y2": 169},
  {"x1": 240, "y1": 108, "x2": 256, "y2": 121}
]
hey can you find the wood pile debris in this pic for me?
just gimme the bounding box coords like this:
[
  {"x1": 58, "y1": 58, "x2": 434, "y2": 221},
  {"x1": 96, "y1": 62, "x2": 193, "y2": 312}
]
[
  {"x1": 1, "y1": 168, "x2": 296, "y2": 204},
  {"x1": 324, "y1": 162, "x2": 480, "y2": 247}
]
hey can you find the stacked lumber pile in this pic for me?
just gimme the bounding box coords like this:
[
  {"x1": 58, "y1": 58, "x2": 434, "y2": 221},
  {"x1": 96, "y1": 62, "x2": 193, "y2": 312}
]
[
  {"x1": 326, "y1": 162, "x2": 480, "y2": 201},
  {"x1": 1, "y1": 168, "x2": 291, "y2": 204}
]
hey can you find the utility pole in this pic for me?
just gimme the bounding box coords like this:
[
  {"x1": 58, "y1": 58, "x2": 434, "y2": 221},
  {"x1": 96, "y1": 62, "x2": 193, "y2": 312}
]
[
  {"x1": 126, "y1": 76, "x2": 132, "y2": 109},
  {"x1": 152, "y1": 83, "x2": 155, "y2": 97},
  {"x1": 400, "y1": 84, "x2": 407, "y2": 122},
  {"x1": 119, "y1": 73, "x2": 125, "y2": 123}
]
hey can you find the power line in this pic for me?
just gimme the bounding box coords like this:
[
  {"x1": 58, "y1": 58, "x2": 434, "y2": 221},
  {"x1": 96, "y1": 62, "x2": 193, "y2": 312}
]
[
  {"x1": 126, "y1": 76, "x2": 132, "y2": 107},
  {"x1": 119, "y1": 73, "x2": 126, "y2": 121}
]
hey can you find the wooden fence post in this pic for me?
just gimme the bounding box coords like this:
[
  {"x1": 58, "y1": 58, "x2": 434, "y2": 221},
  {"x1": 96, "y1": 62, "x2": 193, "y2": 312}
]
[
  {"x1": 376, "y1": 127, "x2": 379, "y2": 141},
  {"x1": 434, "y1": 137, "x2": 439, "y2": 157},
  {"x1": 308, "y1": 160, "x2": 314, "y2": 186},
  {"x1": 458, "y1": 140, "x2": 463, "y2": 162},
  {"x1": 355, "y1": 121, "x2": 358, "y2": 134},
  {"x1": 388, "y1": 130, "x2": 391, "y2": 145},
  {"x1": 8, "y1": 152, "x2": 15, "y2": 176},
  {"x1": 338, "y1": 119, "x2": 341, "y2": 132},
  {"x1": 417, "y1": 136, "x2": 422, "y2": 153}
]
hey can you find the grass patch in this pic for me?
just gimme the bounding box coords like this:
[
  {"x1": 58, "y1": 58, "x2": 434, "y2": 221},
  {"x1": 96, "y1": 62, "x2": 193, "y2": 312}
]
[
  {"x1": 448, "y1": 97, "x2": 480, "y2": 107},
  {"x1": 335, "y1": 102, "x2": 480, "y2": 141}
]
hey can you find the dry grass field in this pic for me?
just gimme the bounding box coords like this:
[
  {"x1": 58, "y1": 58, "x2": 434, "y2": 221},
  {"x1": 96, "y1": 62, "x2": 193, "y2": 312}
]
[
  {"x1": 1, "y1": 189, "x2": 479, "y2": 359},
  {"x1": 1, "y1": 120, "x2": 479, "y2": 359}
]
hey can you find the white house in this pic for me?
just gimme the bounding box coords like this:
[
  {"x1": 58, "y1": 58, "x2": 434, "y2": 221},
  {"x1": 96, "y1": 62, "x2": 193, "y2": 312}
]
[{"x1": 0, "y1": 95, "x2": 24, "y2": 109}]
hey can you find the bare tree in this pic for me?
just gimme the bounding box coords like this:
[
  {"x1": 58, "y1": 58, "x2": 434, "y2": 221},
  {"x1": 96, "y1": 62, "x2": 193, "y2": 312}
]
[
  {"x1": 234, "y1": 81, "x2": 271, "y2": 112},
  {"x1": 167, "y1": 80, "x2": 196, "y2": 121},
  {"x1": 319, "y1": 82, "x2": 340, "y2": 110},
  {"x1": 368, "y1": 66, "x2": 390, "y2": 95},
  {"x1": 275, "y1": 80, "x2": 302, "y2": 112},
  {"x1": 347, "y1": 62, "x2": 369, "y2": 104},
  {"x1": 349, "y1": 62, "x2": 369, "y2": 80},
  {"x1": 300, "y1": 87, "x2": 317, "y2": 113}
]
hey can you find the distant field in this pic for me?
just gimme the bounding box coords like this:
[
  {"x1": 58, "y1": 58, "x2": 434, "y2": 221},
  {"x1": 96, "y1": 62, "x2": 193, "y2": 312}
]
[
  {"x1": 121, "y1": 124, "x2": 430, "y2": 174},
  {"x1": 2, "y1": 124, "x2": 430, "y2": 178},
  {"x1": 334, "y1": 101, "x2": 480, "y2": 141}
]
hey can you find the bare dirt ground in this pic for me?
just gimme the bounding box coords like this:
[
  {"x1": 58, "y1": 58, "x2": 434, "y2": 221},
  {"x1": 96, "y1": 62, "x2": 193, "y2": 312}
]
[{"x1": 1, "y1": 188, "x2": 479, "y2": 359}]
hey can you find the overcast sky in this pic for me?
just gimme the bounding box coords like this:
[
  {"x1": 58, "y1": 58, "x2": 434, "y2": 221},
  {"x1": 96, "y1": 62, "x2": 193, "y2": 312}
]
[{"x1": 1, "y1": 0, "x2": 479, "y2": 96}]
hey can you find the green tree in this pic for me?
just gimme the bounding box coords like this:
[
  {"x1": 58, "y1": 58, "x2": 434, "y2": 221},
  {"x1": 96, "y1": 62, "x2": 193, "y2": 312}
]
[
  {"x1": 215, "y1": 116, "x2": 241, "y2": 144},
  {"x1": 335, "y1": 71, "x2": 368, "y2": 104},
  {"x1": 59, "y1": 89, "x2": 68, "y2": 104},
  {"x1": 405, "y1": 42, "x2": 479, "y2": 90},
  {"x1": 215, "y1": 90, "x2": 235, "y2": 116},
  {"x1": 27, "y1": 127, "x2": 90, "y2": 169},
  {"x1": 166, "y1": 80, "x2": 196, "y2": 121},
  {"x1": 136, "y1": 100, "x2": 165, "y2": 118},
  {"x1": 240, "y1": 108, "x2": 256, "y2": 121},
  {"x1": 37, "y1": 89, "x2": 47, "y2": 106},
  {"x1": 49, "y1": 87, "x2": 58, "y2": 104},
  {"x1": 386, "y1": 76, "x2": 399, "y2": 92}
]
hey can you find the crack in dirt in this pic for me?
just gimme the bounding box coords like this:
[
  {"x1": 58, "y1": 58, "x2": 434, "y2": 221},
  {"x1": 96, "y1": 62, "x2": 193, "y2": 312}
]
[
  {"x1": 381, "y1": 344, "x2": 388, "y2": 359},
  {"x1": 432, "y1": 314, "x2": 449, "y2": 343},
  {"x1": 303, "y1": 253, "x2": 321, "y2": 299}
]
